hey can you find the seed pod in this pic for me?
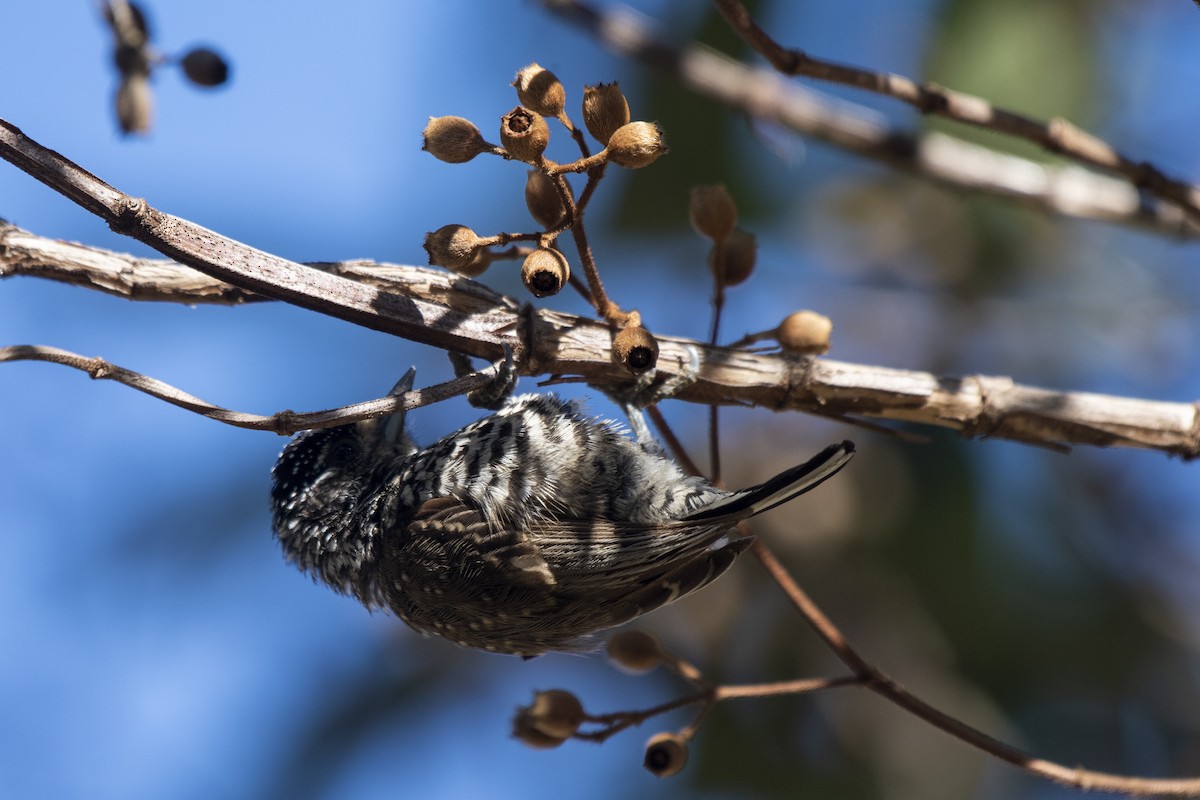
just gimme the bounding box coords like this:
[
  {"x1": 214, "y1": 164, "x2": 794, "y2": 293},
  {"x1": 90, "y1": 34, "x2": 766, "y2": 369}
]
[
  {"x1": 689, "y1": 185, "x2": 737, "y2": 242},
  {"x1": 106, "y1": 0, "x2": 150, "y2": 48},
  {"x1": 116, "y1": 72, "x2": 153, "y2": 135},
  {"x1": 114, "y1": 43, "x2": 150, "y2": 76},
  {"x1": 512, "y1": 709, "x2": 568, "y2": 750},
  {"x1": 606, "y1": 121, "x2": 668, "y2": 169},
  {"x1": 423, "y1": 224, "x2": 486, "y2": 270},
  {"x1": 521, "y1": 247, "x2": 570, "y2": 297},
  {"x1": 500, "y1": 107, "x2": 551, "y2": 163},
  {"x1": 522, "y1": 690, "x2": 585, "y2": 740},
  {"x1": 612, "y1": 323, "x2": 659, "y2": 374},
  {"x1": 644, "y1": 732, "x2": 689, "y2": 778},
  {"x1": 422, "y1": 116, "x2": 491, "y2": 164},
  {"x1": 776, "y1": 310, "x2": 832, "y2": 355},
  {"x1": 582, "y1": 82, "x2": 630, "y2": 146},
  {"x1": 525, "y1": 170, "x2": 572, "y2": 229},
  {"x1": 513, "y1": 63, "x2": 566, "y2": 119},
  {"x1": 709, "y1": 227, "x2": 757, "y2": 287},
  {"x1": 453, "y1": 248, "x2": 493, "y2": 278},
  {"x1": 180, "y1": 47, "x2": 230, "y2": 87},
  {"x1": 607, "y1": 631, "x2": 663, "y2": 674}
]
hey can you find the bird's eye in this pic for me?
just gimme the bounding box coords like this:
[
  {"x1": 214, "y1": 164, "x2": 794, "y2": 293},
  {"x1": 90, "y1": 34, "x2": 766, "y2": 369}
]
[{"x1": 326, "y1": 439, "x2": 358, "y2": 468}]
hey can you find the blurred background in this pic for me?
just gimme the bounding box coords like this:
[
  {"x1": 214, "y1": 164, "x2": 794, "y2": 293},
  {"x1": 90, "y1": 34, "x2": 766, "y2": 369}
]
[{"x1": 3, "y1": 1, "x2": 1200, "y2": 798}]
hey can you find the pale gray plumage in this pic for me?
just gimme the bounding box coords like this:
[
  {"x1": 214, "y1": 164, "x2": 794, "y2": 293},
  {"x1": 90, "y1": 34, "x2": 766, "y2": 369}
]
[{"x1": 271, "y1": 392, "x2": 854, "y2": 656}]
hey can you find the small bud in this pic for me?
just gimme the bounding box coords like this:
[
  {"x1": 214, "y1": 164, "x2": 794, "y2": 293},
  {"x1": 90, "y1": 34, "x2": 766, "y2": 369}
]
[
  {"x1": 689, "y1": 185, "x2": 737, "y2": 242},
  {"x1": 613, "y1": 323, "x2": 659, "y2": 374},
  {"x1": 180, "y1": 47, "x2": 230, "y2": 87},
  {"x1": 513, "y1": 63, "x2": 566, "y2": 119},
  {"x1": 522, "y1": 690, "x2": 585, "y2": 740},
  {"x1": 776, "y1": 310, "x2": 832, "y2": 355},
  {"x1": 607, "y1": 631, "x2": 663, "y2": 674},
  {"x1": 500, "y1": 107, "x2": 551, "y2": 163},
  {"x1": 521, "y1": 248, "x2": 570, "y2": 297},
  {"x1": 423, "y1": 224, "x2": 486, "y2": 270},
  {"x1": 606, "y1": 122, "x2": 668, "y2": 169},
  {"x1": 116, "y1": 72, "x2": 153, "y2": 135},
  {"x1": 644, "y1": 732, "x2": 689, "y2": 778},
  {"x1": 525, "y1": 170, "x2": 573, "y2": 229},
  {"x1": 709, "y1": 227, "x2": 756, "y2": 287},
  {"x1": 423, "y1": 116, "x2": 491, "y2": 164},
  {"x1": 582, "y1": 82, "x2": 630, "y2": 145}
]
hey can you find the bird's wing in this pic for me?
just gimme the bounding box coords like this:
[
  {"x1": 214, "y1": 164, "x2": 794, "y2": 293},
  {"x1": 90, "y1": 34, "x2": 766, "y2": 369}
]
[{"x1": 404, "y1": 496, "x2": 558, "y2": 588}]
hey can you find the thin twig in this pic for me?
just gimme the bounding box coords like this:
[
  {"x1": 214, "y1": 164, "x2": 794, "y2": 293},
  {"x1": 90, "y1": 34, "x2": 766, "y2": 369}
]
[
  {"x1": 713, "y1": 0, "x2": 1200, "y2": 226},
  {"x1": 0, "y1": 344, "x2": 505, "y2": 435},
  {"x1": 540, "y1": 0, "x2": 1200, "y2": 239},
  {"x1": 748, "y1": 538, "x2": 1200, "y2": 796}
]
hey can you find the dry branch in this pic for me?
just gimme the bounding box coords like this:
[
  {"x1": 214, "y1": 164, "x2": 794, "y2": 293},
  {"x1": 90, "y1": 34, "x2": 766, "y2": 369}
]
[
  {"x1": 3, "y1": 221, "x2": 1197, "y2": 457},
  {"x1": 541, "y1": 0, "x2": 1200, "y2": 240}
]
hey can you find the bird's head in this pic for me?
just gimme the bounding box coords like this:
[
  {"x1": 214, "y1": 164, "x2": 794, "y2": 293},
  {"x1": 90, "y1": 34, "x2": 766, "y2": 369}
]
[{"x1": 269, "y1": 369, "x2": 418, "y2": 604}]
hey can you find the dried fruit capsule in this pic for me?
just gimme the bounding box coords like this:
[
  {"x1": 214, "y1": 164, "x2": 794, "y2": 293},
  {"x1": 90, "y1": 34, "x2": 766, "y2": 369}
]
[
  {"x1": 523, "y1": 690, "x2": 585, "y2": 739},
  {"x1": 180, "y1": 47, "x2": 229, "y2": 87},
  {"x1": 423, "y1": 224, "x2": 486, "y2": 271},
  {"x1": 525, "y1": 170, "x2": 572, "y2": 229},
  {"x1": 612, "y1": 323, "x2": 659, "y2": 374},
  {"x1": 423, "y1": 116, "x2": 491, "y2": 164},
  {"x1": 582, "y1": 82, "x2": 630, "y2": 146},
  {"x1": 689, "y1": 185, "x2": 737, "y2": 242},
  {"x1": 606, "y1": 122, "x2": 668, "y2": 169},
  {"x1": 709, "y1": 227, "x2": 757, "y2": 287},
  {"x1": 500, "y1": 107, "x2": 551, "y2": 163},
  {"x1": 521, "y1": 247, "x2": 570, "y2": 297},
  {"x1": 607, "y1": 631, "x2": 663, "y2": 673},
  {"x1": 644, "y1": 732, "x2": 689, "y2": 778},
  {"x1": 512, "y1": 710, "x2": 568, "y2": 750},
  {"x1": 116, "y1": 72, "x2": 153, "y2": 134},
  {"x1": 777, "y1": 310, "x2": 832, "y2": 355},
  {"x1": 513, "y1": 63, "x2": 566, "y2": 119}
]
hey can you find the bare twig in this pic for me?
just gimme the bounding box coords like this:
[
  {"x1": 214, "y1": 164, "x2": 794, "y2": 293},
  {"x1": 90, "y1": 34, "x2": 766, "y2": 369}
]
[
  {"x1": 0, "y1": 344, "x2": 506, "y2": 435},
  {"x1": 748, "y1": 538, "x2": 1200, "y2": 796},
  {"x1": 713, "y1": 0, "x2": 1200, "y2": 226},
  {"x1": 3, "y1": 221, "x2": 1198, "y2": 459},
  {"x1": 540, "y1": 0, "x2": 1200, "y2": 239}
]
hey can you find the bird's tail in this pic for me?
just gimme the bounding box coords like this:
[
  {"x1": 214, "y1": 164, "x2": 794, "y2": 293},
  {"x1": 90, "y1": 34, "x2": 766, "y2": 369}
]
[{"x1": 681, "y1": 441, "x2": 855, "y2": 522}]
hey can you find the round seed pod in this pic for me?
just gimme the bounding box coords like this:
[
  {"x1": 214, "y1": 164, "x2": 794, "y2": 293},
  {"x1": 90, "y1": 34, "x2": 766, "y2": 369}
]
[
  {"x1": 116, "y1": 72, "x2": 153, "y2": 134},
  {"x1": 689, "y1": 185, "x2": 737, "y2": 242},
  {"x1": 524, "y1": 170, "x2": 572, "y2": 229},
  {"x1": 777, "y1": 310, "x2": 832, "y2": 355},
  {"x1": 709, "y1": 227, "x2": 757, "y2": 287},
  {"x1": 422, "y1": 116, "x2": 490, "y2": 164},
  {"x1": 644, "y1": 732, "x2": 689, "y2": 778},
  {"x1": 613, "y1": 323, "x2": 659, "y2": 374},
  {"x1": 500, "y1": 107, "x2": 551, "y2": 163},
  {"x1": 607, "y1": 631, "x2": 663, "y2": 674},
  {"x1": 423, "y1": 224, "x2": 486, "y2": 270},
  {"x1": 523, "y1": 690, "x2": 585, "y2": 740},
  {"x1": 606, "y1": 121, "x2": 668, "y2": 169},
  {"x1": 521, "y1": 247, "x2": 570, "y2": 297},
  {"x1": 513, "y1": 63, "x2": 566, "y2": 119},
  {"x1": 582, "y1": 82, "x2": 630, "y2": 145},
  {"x1": 180, "y1": 47, "x2": 229, "y2": 87}
]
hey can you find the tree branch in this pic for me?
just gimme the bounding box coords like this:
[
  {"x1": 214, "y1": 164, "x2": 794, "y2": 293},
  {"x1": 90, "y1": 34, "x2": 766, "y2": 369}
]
[
  {"x1": 0, "y1": 344, "x2": 505, "y2": 435},
  {"x1": 541, "y1": 0, "x2": 1200, "y2": 240},
  {"x1": 3, "y1": 221, "x2": 1198, "y2": 458}
]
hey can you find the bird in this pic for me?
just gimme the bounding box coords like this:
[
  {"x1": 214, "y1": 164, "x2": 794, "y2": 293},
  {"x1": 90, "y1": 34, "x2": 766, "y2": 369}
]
[{"x1": 270, "y1": 370, "x2": 854, "y2": 657}]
